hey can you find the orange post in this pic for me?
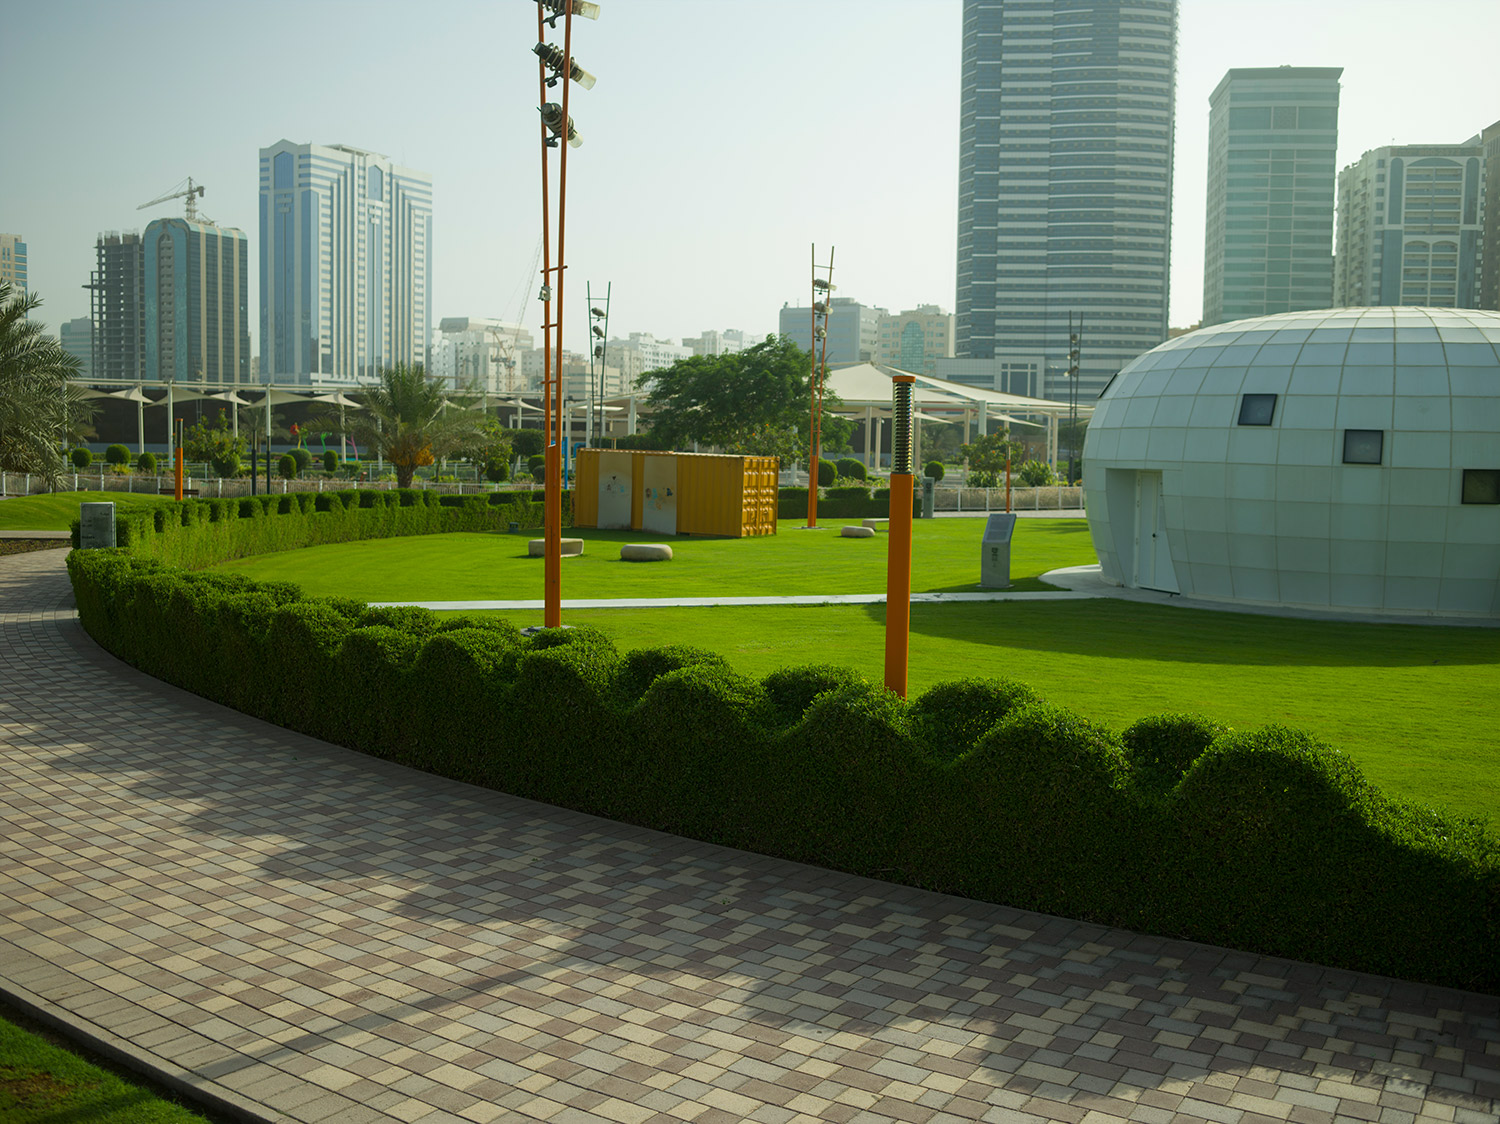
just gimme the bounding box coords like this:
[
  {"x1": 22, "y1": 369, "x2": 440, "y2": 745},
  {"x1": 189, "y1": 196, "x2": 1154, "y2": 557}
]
[
  {"x1": 884, "y1": 374, "x2": 916, "y2": 697},
  {"x1": 174, "y1": 418, "x2": 184, "y2": 501}
]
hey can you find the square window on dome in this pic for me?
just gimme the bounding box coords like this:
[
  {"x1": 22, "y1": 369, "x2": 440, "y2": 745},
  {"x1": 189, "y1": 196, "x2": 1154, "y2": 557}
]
[
  {"x1": 1343, "y1": 430, "x2": 1384, "y2": 465},
  {"x1": 1461, "y1": 469, "x2": 1500, "y2": 505},
  {"x1": 1238, "y1": 394, "x2": 1277, "y2": 426}
]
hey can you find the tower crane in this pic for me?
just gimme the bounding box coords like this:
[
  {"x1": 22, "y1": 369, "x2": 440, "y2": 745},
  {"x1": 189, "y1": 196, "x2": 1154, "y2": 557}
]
[{"x1": 138, "y1": 177, "x2": 208, "y2": 222}]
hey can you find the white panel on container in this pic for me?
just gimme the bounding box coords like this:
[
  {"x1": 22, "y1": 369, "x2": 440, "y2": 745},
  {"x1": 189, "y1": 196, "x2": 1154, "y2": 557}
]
[
  {"x1": 641, "y1": 456, "x2": 678, "y2": 536},
  {"x1": 596, "y1": 451, "x2": 633, "y2": 529}
]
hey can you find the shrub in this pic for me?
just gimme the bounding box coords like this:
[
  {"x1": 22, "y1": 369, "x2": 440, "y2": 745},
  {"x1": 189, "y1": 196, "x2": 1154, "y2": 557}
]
[
  {"x1": 322, "y1": 450, "x2": 338, "y2": 474},
  {"x1": 485, "y1": 455, "x2": 510, "y2": 483},
  {"x1": 290, "y1": 447, "x2": 313, "y2": 473},
  {"x1": 1018, "y1": 459, "x2": 1056, "y2": 486},
  {"x1": 136, "y1": 451, "x2": 158, "y2": 473},
  {"x1": 615, "y1": 645, "x2": 730, "y2": 706},
  {"x1": 835, "y1": 457, "x2": 867, "y2": 481},
  {"x1": 924, "y1": 460, "x2": 945, "y2": 481},
  {"x1": 909, "y1": 678, "x2": 1040, "y2": 763},
  {"x1": 826, "y1": 485, "x2": 870, "y2": 501},
  {"x1": 527, "y1": 454, "x2": 546, "y2": 473},
  {"x1": 762, "y1": 664, "x2": 868, "y2": 727},
  {"x1": 1122, "y1": 713, "x2": 1230, "y2": 795},
  {"x1": 512, "y1": 428, "x2": 546, "y2": 458},
  {"x1": 277, "y1": 453, "x2": 297, "y2": 480},
  {"x1": 816, "y1": 459, "x2": 836, "y2": 487},
  {"x1": 105, "y1": 444, "x2": 131, "y2": 466},
  {"x1": 70, "y1": 447, "x2": 92, "y2": 469}
]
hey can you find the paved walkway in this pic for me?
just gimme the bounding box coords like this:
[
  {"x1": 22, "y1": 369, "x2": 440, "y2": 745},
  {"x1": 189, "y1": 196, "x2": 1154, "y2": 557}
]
[{"x1": 2, "y1": 549, "x2": 1497, "y2": 1124}]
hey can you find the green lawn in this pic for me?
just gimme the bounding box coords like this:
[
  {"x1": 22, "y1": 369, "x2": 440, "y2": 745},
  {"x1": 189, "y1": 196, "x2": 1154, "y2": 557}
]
[
  {"x1": 211, "y1": 519, "x2": 1500, "y2": 825},
  {"x1": 0, "y1": 491, "x2": 178, "y2": 531},
  {"x1": 0, "y1": 1013, "x2": 210, "y2": 1122},
  {"x1": 212, "y1": 518, "x2": 1093, "y2": 599}
]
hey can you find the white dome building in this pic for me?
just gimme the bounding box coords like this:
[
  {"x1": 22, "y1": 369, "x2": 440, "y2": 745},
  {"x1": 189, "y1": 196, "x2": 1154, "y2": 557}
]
[{"x1": 1081, "y1": 308, "x2": 1500, "y2": 618}]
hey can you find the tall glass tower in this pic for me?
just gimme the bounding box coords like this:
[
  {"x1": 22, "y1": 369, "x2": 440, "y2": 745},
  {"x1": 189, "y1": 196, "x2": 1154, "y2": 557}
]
[
  {"x1": 1201, "y1": 67, "x2": 1341, "y2": 326},
  {"x1": 955, "y1": 0, "x2": 1177, "y2": 400},
  {"x1": 259, "y1": 140, "x2": 433, "y2": 384},
  {"x1": 144, "y1": 217, "x2": 250, "y2": 385}
]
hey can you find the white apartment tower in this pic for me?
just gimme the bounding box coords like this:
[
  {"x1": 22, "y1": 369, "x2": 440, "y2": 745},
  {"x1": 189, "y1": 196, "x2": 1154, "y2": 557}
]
[{"x1": 259, "y1": 140, "x2": 432, "y2": 383}]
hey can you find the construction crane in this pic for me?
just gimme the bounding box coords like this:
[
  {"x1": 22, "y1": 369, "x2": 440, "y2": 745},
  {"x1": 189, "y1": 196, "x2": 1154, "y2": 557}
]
[{"x1": 137, "y1": 177, "x2": 208, "y2": 222}]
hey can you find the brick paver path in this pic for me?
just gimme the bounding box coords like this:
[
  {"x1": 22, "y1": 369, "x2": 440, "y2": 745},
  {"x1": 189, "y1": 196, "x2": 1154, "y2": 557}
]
[{"x1": 2, "y1": 549, "x2": 1497, "y2": 1124}]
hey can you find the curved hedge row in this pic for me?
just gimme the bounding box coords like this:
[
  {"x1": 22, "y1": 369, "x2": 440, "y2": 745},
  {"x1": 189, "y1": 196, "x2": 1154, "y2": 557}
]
[{"x1": 67, "y1": 547, "x2": 1500, "y2": 993}]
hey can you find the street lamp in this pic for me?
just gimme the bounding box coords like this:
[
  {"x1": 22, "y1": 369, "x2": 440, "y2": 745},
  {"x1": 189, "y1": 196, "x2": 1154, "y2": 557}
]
[
  {"x1": 532, "y1": 0, "x2": 599, "y2": 629},
  {"x1": 1066, "y1": 313, "x2": 1081, "y2": 486},
  {"x1": 806, "y1": 244, "x2": 835, "y2": 528},
  {"x1": 586, "y1": 286, "x2": 610, "y2": 448}
]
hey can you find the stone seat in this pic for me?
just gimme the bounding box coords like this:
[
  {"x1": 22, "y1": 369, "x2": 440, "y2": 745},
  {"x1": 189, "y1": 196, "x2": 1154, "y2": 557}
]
[
  {"x1": 840, "y1": 525, "x2": 876, "y2": 539},
  {"x1": 862, "y1": 519, "x2": 888, "y2": 531},
  {"x1": 528, "y1": 538, "x2": 584, "y2": 557},
  {"x1": 620, "y1": 543, "x2": 673, "y2": 561}
]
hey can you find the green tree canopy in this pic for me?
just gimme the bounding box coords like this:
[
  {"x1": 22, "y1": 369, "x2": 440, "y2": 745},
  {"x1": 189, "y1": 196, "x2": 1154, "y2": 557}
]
[
  {"x1": 959, "y1": 429, "x2": 1026, "y2": 481},
  {"x1": 640, "y1": 334, "x2": 848, "y2": 462},
  {"x1": 183, "y1": 409, "x2": 247, "y2": 478},
  {"x1": 346, "y1": 364, "x2": 487, "y2": 488},
  {"x1": 0, "y1": 282, "x2": 93, "y2": 488}
]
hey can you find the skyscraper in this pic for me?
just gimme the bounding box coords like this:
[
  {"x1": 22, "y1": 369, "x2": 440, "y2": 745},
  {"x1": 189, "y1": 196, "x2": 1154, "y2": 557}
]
[
  {"x1": 259, "y1": 140, "x2": 433, "y2": 383},
  {"x1": 1334, "y1": 143, "x2": 1485, "y2": 309},
  {"x1": 89, "y1": 232, "x2": 146, "y2": 382},
  {"x1": 144, "y1": 217, "x2": 250, "y2": 384},
  {"x1": 59, "y1": 318, "x2": 92, "y2": 379},
  {"x1": 955, "y1": 0, "x2": 1177, "y2": 400},
  {"x1": 1202, "y1": 67, "x2": 1342, "y2": 326},
  {"x1": 779, "y1": 298, "x2": 886, "y2": 365},
  {"x1": 0, "y1": 234, "x2": 26, "y2": 298}
]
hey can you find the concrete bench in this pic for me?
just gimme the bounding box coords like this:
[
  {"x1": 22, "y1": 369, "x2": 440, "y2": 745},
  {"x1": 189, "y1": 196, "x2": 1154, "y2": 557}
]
[
  {"x1": 620, "y1": 543, "x2": 673, "y2": 562},
  {"x1": 528, "y1": 538, "x2": 584, "y2": 557},
  {"x1": 840, "y1": 525, "x2": 876, "y2": 539},
  {"x1": 862, "y1": 519, "x2": 888, "y2": 531}
]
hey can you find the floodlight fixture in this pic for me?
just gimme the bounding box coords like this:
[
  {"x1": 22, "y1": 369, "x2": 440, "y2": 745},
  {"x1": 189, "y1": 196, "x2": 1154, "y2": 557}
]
[
  {"x1": 812, "y1": 278, "x2": 835, "y2": 292},
  {"x1": 539, "y1": 284, "x2": 553, "y2": 301},
  {"x1": 594, "y1": 345, "x2": 604, "y2": 359},
  {"x1": 591, "y1": 324, "x2": 605, "y2": 338},
  {"x1": 539, "y1": 103, "x2": 582, "y2": 147},
  {"x1": 590, "y1": 306, "x2": 606, "y2": 318},
  {"x1": 537, "y1": 0, "x2": 600, "y2": 26},
  {"x1": 533, "y1": 42, "x2": 597, "y2": 89},
  {"x1": 814, "y1": 326, "x2": 826, "y2": 339},
  {"x1": 812, "y1": 301, "x2": 828, "y2": 315}
]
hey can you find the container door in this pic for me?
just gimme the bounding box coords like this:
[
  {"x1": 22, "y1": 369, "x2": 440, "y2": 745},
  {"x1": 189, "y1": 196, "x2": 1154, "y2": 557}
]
[{"x1": 641, "y1": 456, "x2": 678, "y2": 535}]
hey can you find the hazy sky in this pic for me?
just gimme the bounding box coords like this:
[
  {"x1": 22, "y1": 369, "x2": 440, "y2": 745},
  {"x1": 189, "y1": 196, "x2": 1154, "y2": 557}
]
[{"x1": 5, "y1": 0, "x2": 1497, "y2": 357}]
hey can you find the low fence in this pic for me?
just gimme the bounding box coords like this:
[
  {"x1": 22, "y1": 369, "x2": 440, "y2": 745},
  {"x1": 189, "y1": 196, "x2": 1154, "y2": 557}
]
[
  {"x1": 0, "y1": 472, "x2": 540, "y2": 501},
  {"x1": 933, "y1": 485, "x2": 1083, "y2": 512}
]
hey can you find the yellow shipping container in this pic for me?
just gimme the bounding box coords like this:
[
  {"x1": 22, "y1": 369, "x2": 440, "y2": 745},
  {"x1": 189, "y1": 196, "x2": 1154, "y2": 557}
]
[{"x1": 573, "y1": 449, "x2": 778, "y2": 537}]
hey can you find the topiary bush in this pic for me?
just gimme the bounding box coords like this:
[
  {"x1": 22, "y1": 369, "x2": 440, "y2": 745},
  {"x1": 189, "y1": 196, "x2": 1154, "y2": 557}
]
[
  {"x1": 1018, "y1": 459, "x2": 1056, "y2": 486},
  {"x1": 105, "y1": 444, "x2": 131, "y2": 466},
  {"x1": 909, "y1": 678, "x2": 1040, "y2": 763},
  {"x1": 290, "y1": 447, "x2": 313, "y2": 473},
  {"x1": 137, "y1": 451, "x2": 158, "y2": 473},
  {"x1": 322, "y1": 450, "x2": 338, "y2": 474},
  {"x1": 70, "y1": 447, "x2": 92, "y2": 469},
  {"x1": 835, "y1": 457, "x2": 867, "y2": 481},
  {"x1": 817, "y1": 459, "x2": 836, "y2": 487},
  {"x1": 1122, "y1": 713, "x2": 1230, "y2": 796},
  {"x1": 924, "y1": 460, "x2": 945, "y2": 481},
  {"x1": 277, "y1": 453, "x2": 297, "y2": 480}
]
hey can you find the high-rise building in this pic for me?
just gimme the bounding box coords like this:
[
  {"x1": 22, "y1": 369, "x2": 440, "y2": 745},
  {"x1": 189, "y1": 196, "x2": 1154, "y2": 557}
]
[
  {"x1": 955, "y1": 0, "x2": 1176, "y2": 400},
  {"x1": 259, "y1": 140, "x2": 433, "y2": 383},
  {"x1": 89, "y1": 232, "x2": 146, "y2": 382},
  {"x1": 429, "y1": 317, "x2": 533, "y2": 393},
  {"x1": 0, "y1": 234, "x2": 26, "y2": 299},
  {"x1": 681, "y1": 329, "x2": 754, "y2": 357},
  {"x1": 59, "y1": 318, "x2": 92, "y2": 379},
  {"x1": 877, "y1": 305, "x2": 955, "y2": 375},
  {"x1": 779, "y1": 298, "x2": 886, "y2": 365},
  {"x1": 1334, "y1": 144, "x2": 1485, "y2": 309},
  {"x1": 143, "y1": 217, "x2": 250, "y2": 385},
  {"x1": 1479, "y1": 119, "x2": 1500, "y2": 311},
  {"x1": 1202, "y1": 67, "x2": 1342, "y2": 326}
]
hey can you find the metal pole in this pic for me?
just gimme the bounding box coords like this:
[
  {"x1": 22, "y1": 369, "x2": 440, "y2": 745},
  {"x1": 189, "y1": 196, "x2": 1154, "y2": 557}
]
[
  {"x1": 885, "y1": 375, "x2": 916, "y2": 698},
  {"x1": 807, "y1": 244, "x2": 818, "y2": 525}
]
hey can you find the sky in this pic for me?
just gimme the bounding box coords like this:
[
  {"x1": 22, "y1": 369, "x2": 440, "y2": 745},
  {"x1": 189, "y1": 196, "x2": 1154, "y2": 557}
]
[{"x1": 5, "y1": 0, "x2": 1498, "y2": 359}]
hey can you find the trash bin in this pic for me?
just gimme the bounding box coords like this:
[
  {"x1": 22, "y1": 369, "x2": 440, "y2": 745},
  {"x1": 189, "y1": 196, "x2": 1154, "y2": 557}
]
[{"x1": 980, "y1": 512, "x2": 1017, "y2": 588}]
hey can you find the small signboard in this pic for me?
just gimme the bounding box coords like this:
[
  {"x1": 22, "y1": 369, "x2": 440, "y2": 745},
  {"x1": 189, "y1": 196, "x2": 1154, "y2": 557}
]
[
  {"x1": 980, "y1": 512, "x2": 1017, "y2": 588},
  {"x1": 79, "y1": 502, "x2": 116, "y2": 550}
]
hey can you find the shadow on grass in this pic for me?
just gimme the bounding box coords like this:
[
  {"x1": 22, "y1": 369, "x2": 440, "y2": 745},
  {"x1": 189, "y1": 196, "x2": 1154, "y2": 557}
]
[{"x1": 864, "y1": 597, "x2": 1500, "y2": 668}]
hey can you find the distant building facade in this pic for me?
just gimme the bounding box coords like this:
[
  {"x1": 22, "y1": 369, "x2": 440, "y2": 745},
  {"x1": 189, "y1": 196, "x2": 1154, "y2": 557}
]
[
  {"x1": 932, "y1": 357, "x2": 1046, "y2": 399},
  {"x1": 259, "y1": 140, "x2": 433, "y2": 383},
  {"x1": 681, "y1": 329, "x2": 755, "y2": 357},
  {"x1": 1478, "y1": 120, "x2": 1500, "y2": 311},
  {"x1": 1335, "y1": 144, "x2": 1485, "y2": 309},
  {"x1": 0, "y1": 233, "x2": 25, "y2": 299},
  {"x1": 779, "y1": 298, "x2": 885, "y2": 365},
  {"x1": 605, "y1": 332, "x2": 693, "y2": 388},
  {"x1": 1202, "y1": 67, "x2": 1342, "y2": 326},
  {"x1": 143, "y1": 217, "x2": 250, "y2": 385},
  {"x1": 955, "y1": 0, "x2": 1176, "y2": 399},
  {"x1": 59, "y1": 318, "x2": 93, "y2": 379},
  {"x1": 89, "y1": 232, "x2": 146, "y2": 382},
  {"x1": 877, "y1": 306, "x2": 955, "y2": 374},
  {"x1": 429, "y1": 317, "x2": 533, "y2": 393}
]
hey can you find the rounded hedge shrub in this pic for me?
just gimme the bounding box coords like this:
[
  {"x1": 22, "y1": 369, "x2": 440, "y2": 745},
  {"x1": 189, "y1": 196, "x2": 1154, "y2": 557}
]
[
  {"x1": 69, "y1": 447, "x2": 92, "y2": 469},
  {"x1": 485, "y1": 455, "x2": 510, "y2": 484},
  {"x1": 290, "y1": 447, "x2": 313, "y2": 473},
  {"x1": 277, "y1": 453, "x2": 297, "y2": 480},
  {"x1": 835, "y1": 457, "x2": 868, "y2": 481},
  {"x1": 105, "y1": 444, "x2": 131, "y2": 466},
  {"x1": 817, "y1": 459, "x2": 836, "y2": 487},
  {"x1": 527, "y1": 454, "x2": 546, "y2": 473},
  {"x1": 910, "y1": 678, "x2": 1040, "y2": 763},
  {"x1": 1122, "y1": 713, "x2": 1231, "y2": 795},
  {"x1": 322, "y1": 450, "x2": 338, "y2": 474},
  {"x1": 924, "y1": 460, "x2": 945, "y2": 481},
  {"x1": 136, "y1": 451, "x2": 157, "y2": 473},
  {"x1": 1018, "y1": 459, "x2": 1056, "y2": 487}
]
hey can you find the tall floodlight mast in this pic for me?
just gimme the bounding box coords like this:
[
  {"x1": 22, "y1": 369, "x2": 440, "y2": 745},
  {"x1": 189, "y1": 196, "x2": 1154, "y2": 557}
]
[{"x1": 806, "y1": 245, "x2": 835, "y2": 527}]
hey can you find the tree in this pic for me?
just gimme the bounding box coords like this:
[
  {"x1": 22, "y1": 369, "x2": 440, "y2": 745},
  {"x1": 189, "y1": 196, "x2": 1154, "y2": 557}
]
[
  {"x1": 346, "y1": 363, "x2": 487, "y2": 489},
  {"x1": 183, "y1": 409, "x2": 247, "y2": 478},
  {"x1": 0, "y1": 282, "x2": 93, "y2": 488},
  {"x1": 641, "y1": 334, "x2": 848, "y2": 461},
  {"x1": 960, "y1": 429, "x2": 1026, "y2": 486}
]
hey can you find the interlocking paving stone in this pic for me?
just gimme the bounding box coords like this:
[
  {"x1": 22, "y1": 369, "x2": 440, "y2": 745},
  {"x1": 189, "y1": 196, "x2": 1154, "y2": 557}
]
[{"x1": 1, "y1": 548, "x2": 1497, "y2": 1124}]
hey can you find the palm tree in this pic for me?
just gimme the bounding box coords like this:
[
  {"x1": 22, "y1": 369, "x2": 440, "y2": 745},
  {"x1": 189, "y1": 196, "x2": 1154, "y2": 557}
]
[
  {"x1": 348, "y1": 363, "x2": 486, "y2": 489},
  {"x1": 0, "y1": 282, "x2": 93, "y2": 489}
]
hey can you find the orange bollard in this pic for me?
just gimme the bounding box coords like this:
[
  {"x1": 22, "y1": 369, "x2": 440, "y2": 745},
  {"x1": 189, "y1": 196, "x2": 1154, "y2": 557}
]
[
  {"x1": 544, "y1": 442, "x2": 562, "y2": 628},
  {"x1": 884, "y1": 375, "x2": 916, "y2": 697},
  {"x1": 174, "y1": 418, "x2": 184, "y2": 502}
]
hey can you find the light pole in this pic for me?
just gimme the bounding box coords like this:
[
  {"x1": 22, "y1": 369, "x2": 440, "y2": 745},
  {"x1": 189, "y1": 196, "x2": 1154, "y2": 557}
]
[
  {"x1": 1066, "y1": 313, "x2": 1081, "y2": 486},
  {"x1": 533, "y1": 0, "x2": 599, "y2": 629},
  {"x1": 806, "y1": 245, "x2": 835, "y2": 527},
  {"x1": 587, "y1": 285, "x2": 610, "y2": 447}
]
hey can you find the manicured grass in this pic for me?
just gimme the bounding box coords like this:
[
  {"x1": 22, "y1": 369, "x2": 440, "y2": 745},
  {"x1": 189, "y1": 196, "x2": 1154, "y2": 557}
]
[
  {"x1": 0, "y1": 490, "x2": 178, "y2": 531},
  {"x1": 0, "y1": 1012, "x2": 210, "y2": 1122},
  {"x1": 212, "y1": 518, "x2": 1095, "y2": 599}
]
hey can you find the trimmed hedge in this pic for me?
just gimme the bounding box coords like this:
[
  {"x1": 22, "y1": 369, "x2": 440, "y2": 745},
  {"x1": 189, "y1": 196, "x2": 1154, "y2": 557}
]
[
  {"x1": 69, "y1": 488, "x2": 568, "y2": 571},
  {"x1": 65, "y1": 548, "x2": 1500, "y2": 993},
  {"x1": 777, "y1": 486, "x2": 919, "y2": 520}
]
